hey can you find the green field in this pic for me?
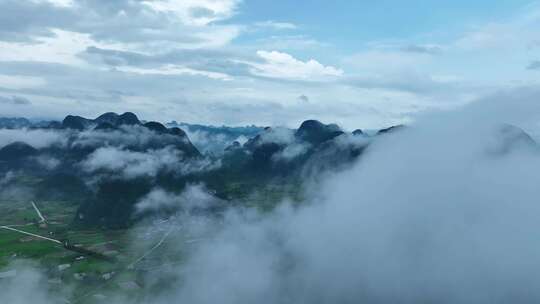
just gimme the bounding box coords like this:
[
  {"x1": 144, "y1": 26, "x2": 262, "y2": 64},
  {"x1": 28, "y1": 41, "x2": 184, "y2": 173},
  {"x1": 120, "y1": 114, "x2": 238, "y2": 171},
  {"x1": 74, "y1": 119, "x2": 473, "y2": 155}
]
[
  {"x1": 0, "y1": 199, "x2": 189, "y2": 303},
  {"x1": 0, "y1": 175, "x2": 301, "y2": 303}
]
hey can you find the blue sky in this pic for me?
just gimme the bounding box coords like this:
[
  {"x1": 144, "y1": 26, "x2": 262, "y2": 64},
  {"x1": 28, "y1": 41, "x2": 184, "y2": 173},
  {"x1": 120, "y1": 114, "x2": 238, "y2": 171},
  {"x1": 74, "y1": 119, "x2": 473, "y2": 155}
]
[
  {"x1": 0, "y1": 0, "x2": 539, "y2": 129},
  {"x1": 235, "y1": 0, "x2": 529, "y2": 43}
]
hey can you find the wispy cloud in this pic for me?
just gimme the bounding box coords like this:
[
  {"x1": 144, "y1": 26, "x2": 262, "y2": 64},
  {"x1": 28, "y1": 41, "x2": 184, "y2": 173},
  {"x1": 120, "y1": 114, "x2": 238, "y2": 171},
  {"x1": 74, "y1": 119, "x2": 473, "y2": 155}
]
[
  {"x1": 400, "y1": 44, "x2": 443, "y2": 54},
  {"x1": 527, "y1": 60, "x2": 540, "y2": 70},
  {"x1": 246, "y1": 50, "x2": 343, "y2": 80},
  {"x1": 0, "y1": 95, "x2": 31, "y2": 105},
  {"x1": 254, "y1": 20, "x2": 297, "y2": 30}
]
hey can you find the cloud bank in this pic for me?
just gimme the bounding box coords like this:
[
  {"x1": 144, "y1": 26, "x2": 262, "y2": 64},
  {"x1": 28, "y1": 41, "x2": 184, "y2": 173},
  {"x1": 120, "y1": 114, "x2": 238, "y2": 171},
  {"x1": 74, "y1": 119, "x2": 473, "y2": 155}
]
[
  {"x1": 0, "y1": 128, "x2": 66, "y2": 149},
  {"x1": 150, "y1": 89, "x2": 540, "y2": 304},
  {"x1": 3, "y1": 89, "x2": 540, "y2": 303}
]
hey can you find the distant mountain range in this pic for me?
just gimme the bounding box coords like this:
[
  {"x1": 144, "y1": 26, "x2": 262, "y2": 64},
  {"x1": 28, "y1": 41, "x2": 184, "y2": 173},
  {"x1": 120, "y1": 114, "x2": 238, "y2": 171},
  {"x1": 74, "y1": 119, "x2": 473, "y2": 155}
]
[
  {"x1": 166, "y1": 121, "x2": 263, "y2": 139},
  {"x1": 0, "y1": 117, "x2": 59, "y2": 129},
  {"x1": 1, "y1": 112, "x2": 533, "y2": 228}
]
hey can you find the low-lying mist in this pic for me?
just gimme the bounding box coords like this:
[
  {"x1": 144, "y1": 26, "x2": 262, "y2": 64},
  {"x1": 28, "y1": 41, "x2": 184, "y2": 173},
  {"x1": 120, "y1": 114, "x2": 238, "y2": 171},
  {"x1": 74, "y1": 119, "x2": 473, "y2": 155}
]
[
  {"x1": 4, "y1": 90, "x2": 540, "y2": 303},
  {"x1": 150, "y1": 92, "x2": 540, "y2": 304}
]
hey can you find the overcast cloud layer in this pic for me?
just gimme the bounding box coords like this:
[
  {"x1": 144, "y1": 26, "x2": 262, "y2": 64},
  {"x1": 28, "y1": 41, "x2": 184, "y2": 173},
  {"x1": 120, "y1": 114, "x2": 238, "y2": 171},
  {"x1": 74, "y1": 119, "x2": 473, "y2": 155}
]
[{"x1": 0, "y1": 0, "x2": 539, "y2": 129}]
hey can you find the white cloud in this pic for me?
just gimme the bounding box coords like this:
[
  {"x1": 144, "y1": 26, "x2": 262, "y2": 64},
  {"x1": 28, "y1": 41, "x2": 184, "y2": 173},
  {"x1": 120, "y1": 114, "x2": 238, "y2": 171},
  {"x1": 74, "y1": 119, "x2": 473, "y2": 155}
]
[
  {"x1": 31, "y1": 0, "x2": 75, "y2": 8},
  {"x1": 186, "y1": 26, "x2": 241, "y2": 49},
  {"x1": 0, "y1": 128, "x2": 67, "y2": 149},
  {"x1": 0, "y1": 7, "x2": 241, "y2": 68},
  {"x1": 272, "y1": 142, "x2": 311, "y2": 162},
  {"x1": 115, "y1": 64, "x2": 232, "y2": 80},
  {"x1": 247, "y1": 50, "x2": 343, "y2": 80},
  {"x1": 0, "y1": 262, "x2": 62, "y2": 304},
  {"x1": 142, "y1": 0, "x2": 241, "y2": 26},
  {"x1": 254, "y1": 21, "x2": 297, "y2": 30},
  {"x1": 258, "y1": 127, "x2": 295, "y2": 145},
  {"x1": 0, "y1": 75, "x2": 46, "y2": 89},
  {"x1": 136, "y1": 184, "x2": 221, "y2": 213},
  {"x1": 32, "y1": 155, "x2": 61, "y2": 170},
  {"x1": 80, "y1": 145, "x2": 221, "y2": 180},
  {"x1": 136, "y1": 188, "x2": 181, "y2": 213},
  {"x1": 80, "y1": 146, "x2": 182, "y2": 179},
  {"x1": 0, "y1": 29, "x2": 122, "y2": 66},
  {"x1": 254, "y1": 35, "x2": 326, "y2": 51}
]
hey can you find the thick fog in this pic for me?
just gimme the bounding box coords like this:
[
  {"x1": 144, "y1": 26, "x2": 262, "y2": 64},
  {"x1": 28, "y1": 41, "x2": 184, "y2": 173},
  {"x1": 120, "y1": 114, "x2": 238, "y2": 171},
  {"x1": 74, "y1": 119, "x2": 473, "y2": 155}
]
[
  {"x1": 258, "y1": 127, "x2": 296, "y2": 145},
  {"x1": 3, "y1": 90, "x2": 540, "y2": 303},
  {"x1": 272, "y1": 141, "x2": 311, "y2": 162},
  {"x1": 0, "y1": 261, "x2": 71, "y2": 304},
  {"x1": 0, "y1": 128, "x2": 67, "y2": 148},
  {"x1": 182, "y1": 129, "x2": 250, "y2": 156},
  {"x1": 136, "y1": 183, "x2": 223, "y2": 214},
  {"x1": 80, "y1": 146, "x2": 186, "y2": 179},
  {"x1": 155, "y1": 92, "x2": 540, "y2": 304}
]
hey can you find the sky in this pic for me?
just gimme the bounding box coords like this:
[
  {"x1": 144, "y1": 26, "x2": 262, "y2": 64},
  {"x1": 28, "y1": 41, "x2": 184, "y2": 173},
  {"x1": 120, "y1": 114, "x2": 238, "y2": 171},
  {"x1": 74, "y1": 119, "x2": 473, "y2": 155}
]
[{"x1": 0, "y1": 0, "x2": 539, "y2": 129}]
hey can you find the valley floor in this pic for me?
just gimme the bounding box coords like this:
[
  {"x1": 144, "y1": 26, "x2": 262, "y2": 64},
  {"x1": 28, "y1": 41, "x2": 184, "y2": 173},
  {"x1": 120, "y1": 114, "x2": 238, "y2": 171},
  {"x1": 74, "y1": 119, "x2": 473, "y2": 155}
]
[{"x1": 0, "y1": 199, "x2": 197, "y2": 303}]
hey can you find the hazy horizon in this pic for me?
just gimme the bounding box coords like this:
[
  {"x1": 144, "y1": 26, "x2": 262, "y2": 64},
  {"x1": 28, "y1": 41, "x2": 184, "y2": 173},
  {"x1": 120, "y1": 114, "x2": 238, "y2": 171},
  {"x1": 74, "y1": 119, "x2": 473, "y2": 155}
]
[{"x1": 0, "y1": 0, "x2": 539, "y2": 129}]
